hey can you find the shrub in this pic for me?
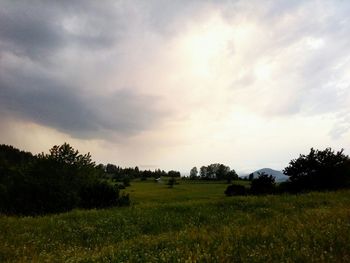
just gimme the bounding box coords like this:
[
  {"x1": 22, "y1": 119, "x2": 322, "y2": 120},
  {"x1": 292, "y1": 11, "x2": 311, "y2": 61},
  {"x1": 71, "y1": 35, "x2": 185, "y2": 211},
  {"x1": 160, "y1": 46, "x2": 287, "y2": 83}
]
[
  {"x1": 117, "y1": 193, "x2": 130, "y2": 206},
  {"x1": 250, "y1": 172, "x2": 276, "y2": 195},
  {"x1": 224, "y1": 184, "x2": 246, "y2": 196},
  {"x1": 123, "y1": 177, "x2": 131, "y2": 187},
  {"x1": 79, "y1": 181, "x2": 121, "y2": 209},
  {"x1": 167, "y1": 177, "x2": 176, "y2": 188}
]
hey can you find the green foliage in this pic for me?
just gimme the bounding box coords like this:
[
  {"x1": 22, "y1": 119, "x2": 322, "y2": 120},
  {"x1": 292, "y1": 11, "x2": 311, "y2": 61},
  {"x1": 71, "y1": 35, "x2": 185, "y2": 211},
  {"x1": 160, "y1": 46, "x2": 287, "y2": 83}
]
[
  {"x1": 168, "y1": 170, "x2": 181, "y2": 177},
  {"x1": 250, "y1": 172, "x2": 276, "y2": 195},
  {"x1": 0, "y1": 181, "x2": 350, "y2": 262},
  {"x1": 189, "y1": 166, "x2": 198, "y2": 179},
  {"x1": 105, "y1": 164, "x2": 166, "y2": 181},
  {"x1": 0, "y1": 144, "x2": 34, "y2": 168},
  {"x1": 122, "y1": 177, "x2": 131, "y2": 187},
  {"x1": 79, "y1": 181, "x2": 122, "y2": 209},
  {"x1": 45, "y1": 143, "x2": 94, "y2": 168},
  {"x1": 199, "y1": 163, "x2": 235, "y2": 181},
  {"x1": 284, "y1": 147, "x2": 350, "y2": 192},
  {"x1": 0, "y1": 143, "x2": 129, "y2": 215},
  {"x1": 226, "y1": 170, "x2": 239, "y2": 183},
  {"x1": 167, "y1": 177, "x2": 176, "y2": 188}
]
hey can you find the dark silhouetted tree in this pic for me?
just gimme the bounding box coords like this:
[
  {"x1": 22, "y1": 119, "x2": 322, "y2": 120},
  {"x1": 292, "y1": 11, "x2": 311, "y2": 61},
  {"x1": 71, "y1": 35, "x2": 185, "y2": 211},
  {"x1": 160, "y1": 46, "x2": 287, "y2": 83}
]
[
  {"x1": 250, "y1": 172, "x2": 276, "y2": 195},
  {"x1": 199, "y1": 164, "x2": 231, "y2": 180},
  {"x1": 200, "y1": 166, "x2": 207, "y2": 179},
  {"x1": 283, "y1": 148, "x2": 350, "y2": 192},
  {"x1": 226, "y1": 170, "x2": 238, "y2": 183},
  {"x1": 168, "y1": 170, "x2": 181, "y2": 177},
  {"x1": 190, "y1": 167, "x2": 198, "y2": 179}
]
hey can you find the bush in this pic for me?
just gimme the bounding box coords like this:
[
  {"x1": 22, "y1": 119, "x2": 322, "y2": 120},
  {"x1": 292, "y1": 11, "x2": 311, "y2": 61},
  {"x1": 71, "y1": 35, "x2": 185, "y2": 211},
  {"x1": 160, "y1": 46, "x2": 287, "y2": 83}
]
[
  {"x1": 117, "y1": 193, "x2": 130, "y2": 206},
  {"x1": 250, "y1": 172, "x2": 276, "y2": 195},
  {"x1": 79, "y1": 181, "x2": 121, "y2": 209},
  {"x1": 167, "y1": 177, "x2": 176, "y2": 188},
  {"x1": 123, "y1": 177, "x2": 131, "y2": 187},
  {"x1": 225, "y1": 184, "x2": 246, "y2": 196}
]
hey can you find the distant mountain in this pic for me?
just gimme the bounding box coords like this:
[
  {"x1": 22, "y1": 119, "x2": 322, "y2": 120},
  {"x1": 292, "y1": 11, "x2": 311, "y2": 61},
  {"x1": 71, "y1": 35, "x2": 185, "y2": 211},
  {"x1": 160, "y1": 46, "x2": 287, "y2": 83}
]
[{"x1": 241, "y1": 168, "x2": 289, "y2": 182}]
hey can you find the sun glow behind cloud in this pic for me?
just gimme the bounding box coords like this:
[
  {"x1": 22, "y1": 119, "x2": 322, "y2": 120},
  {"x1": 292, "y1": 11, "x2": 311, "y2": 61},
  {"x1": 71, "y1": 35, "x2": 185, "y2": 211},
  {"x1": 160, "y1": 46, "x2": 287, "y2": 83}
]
[{"x1": 179, "y1": 14, "x2": 233, "y2": 78}]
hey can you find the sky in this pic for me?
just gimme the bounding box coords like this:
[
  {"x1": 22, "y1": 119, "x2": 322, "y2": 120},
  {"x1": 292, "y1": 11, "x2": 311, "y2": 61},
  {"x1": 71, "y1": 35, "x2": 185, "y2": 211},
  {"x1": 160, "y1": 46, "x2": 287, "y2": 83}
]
[{"x1": 1, "y1": 0, "x2": 350, "y2": 174}]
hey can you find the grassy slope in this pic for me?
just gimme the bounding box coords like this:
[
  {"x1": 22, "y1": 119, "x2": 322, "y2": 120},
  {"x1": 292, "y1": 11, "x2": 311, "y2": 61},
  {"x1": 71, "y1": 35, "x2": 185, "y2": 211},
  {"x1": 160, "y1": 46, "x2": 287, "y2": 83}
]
[{"x1": 0, "y1": 180, "x2": 350, "y2": 262}]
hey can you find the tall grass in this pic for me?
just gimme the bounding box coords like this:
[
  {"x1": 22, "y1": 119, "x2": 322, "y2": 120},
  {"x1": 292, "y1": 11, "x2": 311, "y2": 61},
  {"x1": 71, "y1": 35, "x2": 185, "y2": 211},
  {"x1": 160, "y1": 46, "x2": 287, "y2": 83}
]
[{"x1": 0, "y1": 180, "x2": 349, "y2": 262}]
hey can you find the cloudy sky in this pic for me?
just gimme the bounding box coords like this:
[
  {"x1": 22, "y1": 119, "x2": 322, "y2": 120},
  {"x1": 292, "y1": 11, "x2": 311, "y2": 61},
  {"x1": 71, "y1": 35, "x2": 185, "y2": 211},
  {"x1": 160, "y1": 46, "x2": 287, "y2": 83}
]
[{"x1": 1, "y1": 0, "x2": 350, "y2": 174}]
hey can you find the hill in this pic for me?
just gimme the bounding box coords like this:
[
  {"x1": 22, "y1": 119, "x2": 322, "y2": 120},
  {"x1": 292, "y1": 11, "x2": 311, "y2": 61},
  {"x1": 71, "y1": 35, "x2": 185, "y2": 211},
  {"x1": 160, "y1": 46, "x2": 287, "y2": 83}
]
[{"x1": 241, "y1": 168, "x2": 289, "y2": 182}]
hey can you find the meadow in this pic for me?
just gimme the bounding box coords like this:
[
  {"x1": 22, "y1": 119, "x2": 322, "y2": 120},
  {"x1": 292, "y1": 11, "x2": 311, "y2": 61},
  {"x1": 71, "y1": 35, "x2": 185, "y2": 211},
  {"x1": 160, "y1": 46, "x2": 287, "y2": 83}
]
[{"x1": 1, "y1": 179, "x2": 350, "y2": 262}]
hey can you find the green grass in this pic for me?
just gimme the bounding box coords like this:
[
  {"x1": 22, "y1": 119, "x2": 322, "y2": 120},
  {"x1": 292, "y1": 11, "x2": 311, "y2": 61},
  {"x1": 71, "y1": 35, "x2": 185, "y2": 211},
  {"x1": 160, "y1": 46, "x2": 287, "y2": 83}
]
[{"x1": 1, "y1": 180, "x2": 350, "y2": 262}]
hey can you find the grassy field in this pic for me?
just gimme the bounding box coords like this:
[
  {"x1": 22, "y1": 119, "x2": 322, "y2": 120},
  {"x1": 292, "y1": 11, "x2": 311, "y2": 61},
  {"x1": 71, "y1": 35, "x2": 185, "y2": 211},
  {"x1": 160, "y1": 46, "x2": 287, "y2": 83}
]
[{"x1": 1, "y1": 180, "x2": 350, "y2": 262}]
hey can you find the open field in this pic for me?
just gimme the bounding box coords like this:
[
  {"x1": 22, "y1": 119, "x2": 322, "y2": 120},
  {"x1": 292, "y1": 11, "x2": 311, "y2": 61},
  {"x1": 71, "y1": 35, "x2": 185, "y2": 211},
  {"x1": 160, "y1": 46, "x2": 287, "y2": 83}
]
[{"x1": 1, "y1": 180, "x2": 350, "y2": 262}]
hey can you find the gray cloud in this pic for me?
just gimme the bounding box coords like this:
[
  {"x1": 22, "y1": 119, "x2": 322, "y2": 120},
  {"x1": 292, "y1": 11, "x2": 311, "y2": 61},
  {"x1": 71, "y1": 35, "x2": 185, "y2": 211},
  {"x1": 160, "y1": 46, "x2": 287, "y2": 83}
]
[
  {"x1": 0, "y1": 68, "x2": 163, "y2": 139},
  {"x1": 0, "y1": 0, "x2": 168, "y2": 139},
  {"x1": 0, "y1": 0, "x2": 124, "y2": 60}
]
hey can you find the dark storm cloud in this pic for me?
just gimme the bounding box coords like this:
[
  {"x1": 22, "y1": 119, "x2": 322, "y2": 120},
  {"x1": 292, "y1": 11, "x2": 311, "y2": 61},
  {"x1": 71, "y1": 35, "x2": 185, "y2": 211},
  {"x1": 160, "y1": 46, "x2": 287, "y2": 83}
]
[
  {"x1": 0, "y1": 69, "x2": 162, "y2": 139},
  {"x1": 0, "y1": 0, "x2": 166, "y2": 139},
  {"x1": 0, "y1": 0, "x2": 123, "y2": 60}
]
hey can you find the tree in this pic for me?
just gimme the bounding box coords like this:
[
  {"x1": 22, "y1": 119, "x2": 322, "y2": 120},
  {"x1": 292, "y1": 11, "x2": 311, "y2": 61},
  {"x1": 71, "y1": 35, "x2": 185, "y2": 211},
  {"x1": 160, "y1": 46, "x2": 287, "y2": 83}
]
[
  {"x1": 200, "y1": 166, "x2": 207, "y2": 179},
  {"x1": 206, "y1": 164, "x2": 216, "y2": 179},
  {"x1": 46, "y1": 143, "x2": 94, "y2": 168},
  {"x1": 216, "y1": 164, "x2": 230, "y2": 180},
  {"x1": 168, "y1": 170, "x2": 181, "y2": 178},
  {"x1": 226, "y1": 170, "x2": 238, "y2": 184},
  {"x1": 167, "y1": 177, "x2": 176, "y2": 188},
  {"x1": 283, "y1": 148, "x2": 350, "y2": 191},
  {"x1": 250, "y1": 172, "x2": 276, "y2": 195},
  {"x1": 199, "y1": 164, "x2": 231, "y2": 180},
  {"x1": 190, "y1": 167, "x2": 198, "y2": 179},
  {"x1": 106, "y1": 163, "x2": 118, "y2": 174}
]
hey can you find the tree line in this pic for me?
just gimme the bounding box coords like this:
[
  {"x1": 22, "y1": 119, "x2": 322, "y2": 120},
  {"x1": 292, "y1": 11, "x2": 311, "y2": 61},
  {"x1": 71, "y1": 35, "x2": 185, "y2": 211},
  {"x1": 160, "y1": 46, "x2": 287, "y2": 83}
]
[
  {"x1": 98, "y1": 163, "x2": 180, "y2": 182},
  {"x1": 189, "y1": 164, "x2": 238, "y2": 183},
  {"x1": 225, "y1": 148, "x2": 350, "y2": 196}
]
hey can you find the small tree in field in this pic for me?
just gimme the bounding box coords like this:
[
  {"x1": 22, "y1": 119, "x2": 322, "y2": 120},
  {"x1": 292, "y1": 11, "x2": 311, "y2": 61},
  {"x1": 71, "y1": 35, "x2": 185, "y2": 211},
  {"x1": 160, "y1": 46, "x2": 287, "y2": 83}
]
[
  {"x1": 250, "y1": 172, "x2": 276, "y2": 195},
  {"x1": 226, "y1": 170, "x2": 238, "y2": 184},
  {"x1": 167, "y1": 177, "x2": 176, "y2": 188}
]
